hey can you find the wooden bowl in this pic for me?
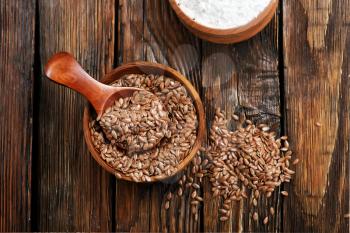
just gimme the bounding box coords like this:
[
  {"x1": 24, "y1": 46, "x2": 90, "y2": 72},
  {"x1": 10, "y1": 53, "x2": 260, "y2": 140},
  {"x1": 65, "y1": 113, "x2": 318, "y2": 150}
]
[
  {"x1": 169, "y1": 0, "x2": 278, "y2": 44},
  {"x1": 83, "y1": 61, "x2": 205, "y2": 183}
]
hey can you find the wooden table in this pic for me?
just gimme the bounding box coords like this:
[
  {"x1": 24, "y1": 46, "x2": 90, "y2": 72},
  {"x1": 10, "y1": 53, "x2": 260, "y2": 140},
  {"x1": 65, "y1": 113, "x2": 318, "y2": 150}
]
[{"x1": 0, "y1": 0, "x2": 349, "y2": 232}]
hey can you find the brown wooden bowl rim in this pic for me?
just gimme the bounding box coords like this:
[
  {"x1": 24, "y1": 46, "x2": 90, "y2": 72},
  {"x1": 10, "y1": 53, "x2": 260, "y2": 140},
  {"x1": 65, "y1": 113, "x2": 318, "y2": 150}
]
[
  {"x1": 168, "y1": 0, "x2": 278, "y2": 38},
  {"x1": 83, "y1": 61, "x2": 205, "y2": 183}
]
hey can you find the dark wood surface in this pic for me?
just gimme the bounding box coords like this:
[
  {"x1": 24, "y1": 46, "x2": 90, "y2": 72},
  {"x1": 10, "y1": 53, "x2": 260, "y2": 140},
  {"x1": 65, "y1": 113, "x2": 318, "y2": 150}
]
[
  {"x1": 283, "y1": 1, "x2": 350, "y2": 232},
  {"x1": 0, "y1": 0, "x2": 35, "y2": 231},
  {"x1": 36, "y1": 0, "x2": 114, "y2": 231},
  {"x1": 0, "y1": 0, "x2": 349, "y2": 232}
]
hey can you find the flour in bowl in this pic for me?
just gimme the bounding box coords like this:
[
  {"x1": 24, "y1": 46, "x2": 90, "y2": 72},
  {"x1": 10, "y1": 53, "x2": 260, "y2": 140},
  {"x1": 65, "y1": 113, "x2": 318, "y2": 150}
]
[{"x1": 176, "y1": 0, "x2": 272, "y2": 29}]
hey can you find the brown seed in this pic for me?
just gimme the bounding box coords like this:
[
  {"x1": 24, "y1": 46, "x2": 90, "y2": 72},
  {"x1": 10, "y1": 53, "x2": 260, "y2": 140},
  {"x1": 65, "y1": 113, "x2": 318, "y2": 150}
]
[
  {"x1": 254, "y1": 190, "x2": 260, "y2": 199},
  {"x1": 292, "y1": 158, "x2": 300, "y2": 165},
  {"x1": 195, "y1": 213, "x2": 198, "y2": 221},
  {"x1": 219, "y1": 209, "x2": 228, "y2": 214},
  {"x1": 206, "y1": 109, "x2": 295, "y2": 220},
  {"x1": 192, "y1": 183, "x2": 200, "y2": 189},
  {"x1": 165, "y1": 201, "x2": 170, "y2": 210},
  {"x1": 178, "y1": 188, "x2": 183, "y2": 196},
  {"x1": 115, "y1": 172, "x2": 122, "y2": 179},
  {"x1": 281, "y1": 191, "x2": 289, "y2": 196},
  {"x1": 166, "y1": 192, "x2": 173, "y2": 200},
  {"x1": 344, "y1": 213, "x2": 350, "y2": 218},
  {"x1": 232, "y1": 114, "x2": 239, "y2": 121},
  {"x1": 270, "y1": 207, "x2": 275, "y2": 216},
  {"x1": 315, "y1": 122, "x2": 322, "y2": 127},
  {"x1": 182, "y1": 174, "x2": 187, "y2": 183},
  {"x1": 220, "y1": 216, "x2": 229, "y2": 221},
  {"x1": 253, "y1": 212, "x2": 258, "y2": 221},
  {"x1": 263, "y1": 216, "x2": 269, "y2": 224},
  {"x1": 191, "y1": 191, "x2": 197, "y2": 198},
  {"x1": 252, "y1": 198, "x2": 258, "y2": 207},
  {"x1": 262, "y1": 126, "x2": 270, "y2": 132},
  {"x1": 213, "y1": 189, "x2": 220, "y2": 197},
  {"x1": 284, "y1": 140, "x2": 290, "y2": 148}
]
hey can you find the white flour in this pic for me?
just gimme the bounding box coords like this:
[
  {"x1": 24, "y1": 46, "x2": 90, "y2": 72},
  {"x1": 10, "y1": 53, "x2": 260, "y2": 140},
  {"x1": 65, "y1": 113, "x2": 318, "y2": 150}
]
[{"x1": 176, "y1": 0, "x2": 271, "y2": 29}]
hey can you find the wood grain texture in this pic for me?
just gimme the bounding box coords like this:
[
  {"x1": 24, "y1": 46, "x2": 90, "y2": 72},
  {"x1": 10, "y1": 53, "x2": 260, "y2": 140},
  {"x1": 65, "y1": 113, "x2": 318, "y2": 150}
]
[
  {"x1": 201, "y1": 10, "x2": 281, "y2": 233},
  {"x1": 0, "y1": 0, "x2": 35, "y2": 231},
  {"x1": 36, "y1": 0, "x2": 114, "y2": 231},
  {"x1": 283, "y1": 0, "x2": 350, "y2": 232}
]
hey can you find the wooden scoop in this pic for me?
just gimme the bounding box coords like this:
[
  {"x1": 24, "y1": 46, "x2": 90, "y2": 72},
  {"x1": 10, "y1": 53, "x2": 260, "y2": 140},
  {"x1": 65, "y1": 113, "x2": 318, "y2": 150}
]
[{"x1": 44, "y1": 52, "x2": 142, "y2": 118}]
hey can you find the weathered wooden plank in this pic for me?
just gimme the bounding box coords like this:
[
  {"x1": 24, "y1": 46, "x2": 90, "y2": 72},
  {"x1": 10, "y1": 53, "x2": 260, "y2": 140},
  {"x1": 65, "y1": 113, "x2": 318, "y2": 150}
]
[
  {"x1": 283, "y1": 0, "x2": 350, "y2": 232},
  {"x1": 201, "y1": 11, "x2": 281, "y2": 233},
  {"x1": 37, "y1": 0, "x2": 114, "y2": 231},
  {"x1": 115, "y1": 1, "x2": 151, "y2": 232},
  {"x1": 0, "y1": 0, "x2": 35, "y2": 231},
  {"x1": 143, "y1": 1, "x2": 202, "y2": 233}
]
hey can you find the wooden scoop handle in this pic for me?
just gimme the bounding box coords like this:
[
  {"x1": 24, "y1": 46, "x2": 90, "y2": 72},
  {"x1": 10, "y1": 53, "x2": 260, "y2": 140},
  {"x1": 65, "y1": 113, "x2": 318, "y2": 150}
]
[{"x1": 44, "y1": 52, "x2": 114, "y2": 113}]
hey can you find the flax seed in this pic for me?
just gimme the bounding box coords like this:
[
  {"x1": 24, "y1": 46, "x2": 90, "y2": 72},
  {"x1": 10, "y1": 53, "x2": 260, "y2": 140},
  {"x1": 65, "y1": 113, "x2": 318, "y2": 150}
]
[
  {"x1": 263, "y1": 216, "x2": 269, "y2": 224},
  {"x1": 281, "y1": 191, "x2": 289, "y2": 196}
]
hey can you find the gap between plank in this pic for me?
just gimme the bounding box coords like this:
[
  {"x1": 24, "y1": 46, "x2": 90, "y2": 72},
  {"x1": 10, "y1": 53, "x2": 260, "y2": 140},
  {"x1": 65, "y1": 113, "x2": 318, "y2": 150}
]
[
  {"x1": 31, "y1": 0, "x2": 41, "y2": 231},
  {"x1": 277, "y1": 0, "x2": 286, "y2": 232},
  {"x1": 111, "y1": 0, "x2": 120, "y2": 231}
]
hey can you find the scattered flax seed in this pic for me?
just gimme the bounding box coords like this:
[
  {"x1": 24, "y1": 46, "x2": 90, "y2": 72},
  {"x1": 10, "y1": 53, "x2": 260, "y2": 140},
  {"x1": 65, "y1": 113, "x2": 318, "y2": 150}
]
[
  {"x1": 270, "y1": 207, "x2": 275, "y2": 216},
  {"x1": 315, "y1": 122, "x2": 322, "y2": 127},
  {"x1": 281, "y1": 191, "x2": 289, "y2": 196},
  {"x1": 263, "y1": 216, "x2": 269, "y2": 225},
  {"x1": 178, "y1": 187, "x2": 183, "y2": 196},
  {"x1": 253, "y1": 212, "x2": 259, "y2": 221},
  {"x1": 292, "y1": 158, "x2": 300, "y2": 165},
  {"x1": 232, "y1": 114, "x2": 239, "y2": 121},
  {"x1": 167, "y1": 192, "x2": 173, "y2": 200},
  {"x1": 192, "y1": 183, "x2": 200, "y2": 189},
  {"x1": 344, "y1": 213, "x2": 350, "y2": 218},
  {"x1": 254, "y1": 190, "x2": 260, "y2": 199},
  {"x1": 115, "y1": 172, "x2": 122, "y2": 179},
  {"x1": 165, "y1": 201, "x2": 170, "y2": 210},
  {"x1": 262, "y1": 126, "x2": 270, "y2": 132},
  {"x1": 219, "y1": 209, "x2": 228, "y2": 214},
  {"x1": 191, "y1": 191, "x2": 197, "y2": 198},
  {"x1": 165, "y1": 109, "x2": 297, "y2": 226},
  {"x1": 245, "y1": 119, "x2": 253, "y2": 125},
  {"x1": 206, "y1": 109, "x2": 296, "y2": 223}
]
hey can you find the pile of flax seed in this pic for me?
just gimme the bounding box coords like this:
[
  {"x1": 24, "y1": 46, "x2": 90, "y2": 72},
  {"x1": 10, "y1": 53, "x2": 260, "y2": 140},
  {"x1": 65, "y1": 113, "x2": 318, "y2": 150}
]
[{"x1": 165, "y1": 108, "x2": 298, "y2": 224}]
